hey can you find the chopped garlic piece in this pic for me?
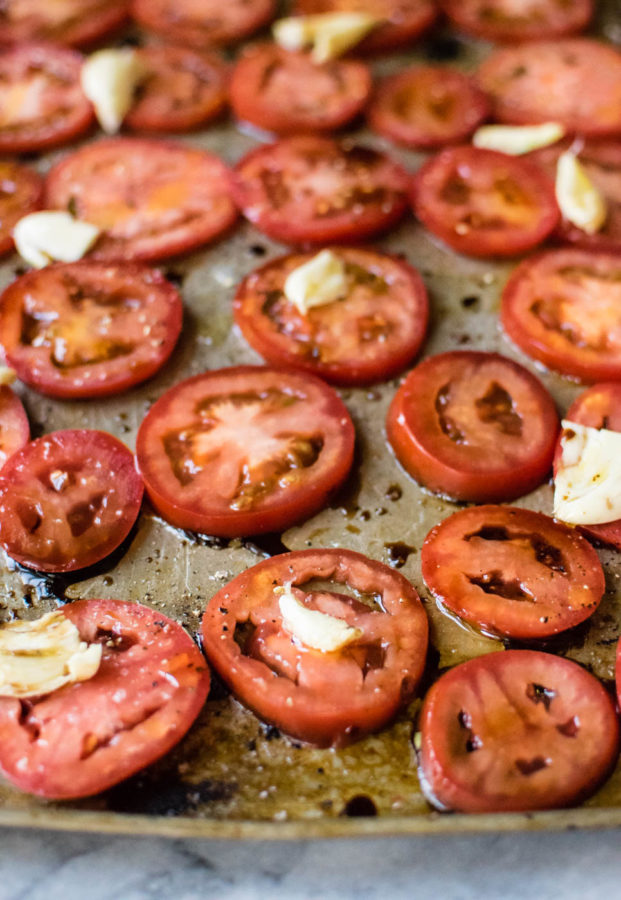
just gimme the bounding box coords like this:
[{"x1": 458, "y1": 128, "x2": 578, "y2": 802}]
[
  {"x1": 555, "y1": 151, "x2": 607, "y2": 235},
  {"x1": 278, "y1": 583, "x2": 362, "y2": 652},
  {"x1": 0, "y1": 367, "x2": 16, "y2": 386},
  {"x1": 0, "y1": 611, "x2": 102, "y2": 698},
  {"x1": 473, "y1": 122, "x2": 565, "y2": 156},
  {"x1": 81, "y1": 48, "x2": 148, "y2": 134},
  {"x1": 284, "y1": 249, "x2": 348, "y2": 315},
  {"x1": 273, "y1": 13, "x2": 381, "y2": 64},
  {"x1": 13, "y1": 211, "x2": 100, "y2": 269},
  {"x1": 554, "y1": 420, "x2": 621, "y2": 525}
]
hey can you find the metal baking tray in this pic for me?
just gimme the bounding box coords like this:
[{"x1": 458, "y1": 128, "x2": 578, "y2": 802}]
[{"x1": 1, "y1": 0, "x2": 621, "y2": 839}]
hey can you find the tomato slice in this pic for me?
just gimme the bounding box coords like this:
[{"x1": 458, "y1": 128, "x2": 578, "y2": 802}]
[
  {"x1": 130, "y1": 0, "x2": 276, "y2": 48},
  {"x1": 0, "y1": 43, "x2": 94, "y2": 155},
  {"x1": 0, "y1": 0, "x2": 129, "y2": 47},
  {"x1": 232, "y1": 137, "x2": 410, "y2": 245},
  {"x1": 0, "y1": 599, "x2": 210, "y2": 799},
  {"x1": 419, "y1": 650, "x2": 619, "y2": 813},
  {"x1": 233, "y1": 247, "x2": 429, "y2": 385},
  {"x1": 44, "y1": 138, "x2": 238, "y2": 263},
  {"x1": 501, "y1": 249, "x2": 621, "y2": 383},
  {"x1": 0, "y1": 161, "x2": 43, "y2": 258},
  {"x1": 136, "y1": 366, "x2": 355, "y2": 537},
  {"x1": 293, "y1": 0, "x2": 438, "y2": 53},
  {"x1": 0, "y1": 262, "x2": 183, "y2": 399},
  {"x1": 411, "y1": 146, "x2": 559, "y2": 258},
  {"x1": 440, "y1": 0, "x2": 593, "y2": 43},
  {"x1": 386, "y1": 350, "x2": 559, "y2": 503},
  {"x1": 0, "y1": 429, "x2": 144, "y2": 573},
  {"x1": 421, "y1": 505, "x2": 604, "y2": 641},
  {"x1": 477, "y1": 39, "x2": 621, "y2": 138},
  {"x1": 202, "y1": 548, "x2": 428, "y2": 746},
  {"x1": 124, "y1": 46, "x2": 228, "y2": 134},
  {"x1": 0, "y1": 387, "x2": 29, "y2": 470},
  {"x1": 230, "y1": 44, "x2": 371, "y2": 137},
  {"x1": 367, "y1": 66, "x2": 490, "y2": 150}
]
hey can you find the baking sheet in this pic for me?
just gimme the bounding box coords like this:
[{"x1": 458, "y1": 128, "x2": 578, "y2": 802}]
[{"x1": 1, "y1": 0, "x2": 621, "y2": 838}]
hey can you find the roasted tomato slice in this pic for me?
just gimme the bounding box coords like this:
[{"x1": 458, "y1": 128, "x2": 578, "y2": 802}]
[
  {"x1": 421, "y1": 505, "x2": 604, "y2": 640},
  {"x1": 232, "y1": 137, "x2": 410, "y2": 245},
  {"x1": 0, "y1": 262, "x2": 183, "y2": 399},
  {"x1": 419, "y1": 650, "x2": 619, "y2": 813},
  {"x1": 0, "y1": 0, "x2": 129, "y2": 47},
  {"x1": 293, "y1": 0, "x2": 438, "y2": 53},
  {"x1": 477, "y1": 39, "x2": 621, "y2": 138},
  {"x1": 501, "y1": 249, "x2": 621, "y2": 383},
  {"x1": 202, "y1": 549, "x2": 428, "y2": 746},
  {"x1": 233, "y1": 247, "x2": 429, "y2": 385},
  {"x1": 0, "y1": 43, "x2": 94, "y2": 155},
  {"x1": 411, "y1": 146, "x2": 559, "y2": 258},
  {"x1": 44, "y1": 138, "x2": 238, "y2": 263},
  {"x1": 386, "y1": 351, "x2": 559, "y2": 503},
  {"x1": 0, "y1": 162, "x2": 43, "y2": 258},
  {"x1": 230, "y1": 44, "x2": 371, "y2": 136},
  {"x1": 0, "y1": 429, "x2": 144, "y2": 573},
  {"x1": 136, "y1": 366, "x2": 355, "y2": 537},
  {"x1": 124, "y1": 46, "x2": 228, "y2": 134},
  {"x1": 131, "y1": 0, "x2": 276, "y2": 48},
  {"x1": 440, "y1": 0, "x2": 592, "y2": 43},
  {"x1": 0, "y1": 599, "x2": 210, "y2": 800},
  {"x1": 0, "y1": 387, "x2": 29, "y2": 470},
  {"x1": 367, "y1": 67, "x2": 489, "y2": 150}
]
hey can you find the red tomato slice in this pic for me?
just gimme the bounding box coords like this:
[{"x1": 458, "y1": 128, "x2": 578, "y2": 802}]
[
  {"x1": 232, "y1": 137, "x2": 410, "y2": 245},
  {"x1": 419, "y1": 650, "x2": 619, "y2": 813},
  {"x1": 0, "y1": 387, "x2": 29, "y2": 470},
  {"x1": 0, "y1": 161, "x2": 43, "y2": 258},
  {"x1": 367, "y1": 66, "x2": 490, "y2": 150},
  {"x1": 421, "y1": 505, "x2": 604, "y2": 640},
  {"x1": 131, "y1": 0, "x2": 276, "y2": 48},
  {"x1": 0, "y1": 429, "x2": 144, "y2": 573},
  {"x1": 230, "y1": 44, "x2": 371, "y2": 136},
  {"x1": 136, "y1": 366, "x2": 355, "y2": 537},
  {"x1": 124, "y1": 46, "x2": 228, "y2": 134},
  {"x1": 202, "y1": 548, "x2": 428, "y2": 746},
  {"x1": 0, "y1": 262, "x2": 183, "y2": 399},
  {"x1": 501, "y1": 249, "x2": 621, "y2": 383},
  {"x1": 233, "y1": 247, "x2": 429, "y2": 385},
  {"x1": 0, "y1": 599, "x2": 210, "y2": 799},
  {"x1": 411, "y1": 146, "x2": 560, "y2": 258},
  {"x1": 0, "y1": 43, "x2": 94, "y2": 155},
  {"x1": 44, "y1": 138, "x2": 238, "y2": 263},
  {"x1": 386, "y1": 350, "x2": 559, "y2": 503},
  {"x1": 293, "y1": 0, "x2": 438, "y2": 53},
  {"x1": 441, "y1": 0, "x2": 592, "y2": 43},
  {"x1": 477, "y1": 39, "x2": 621, "y2": 138},
  {"x1": 0, "y1": 0, "x2": 129, "y2": 47}
]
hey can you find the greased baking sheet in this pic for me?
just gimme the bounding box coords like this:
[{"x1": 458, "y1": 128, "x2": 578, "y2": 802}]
[{"x1": 1, "y1": 0, "x2": 621, "y2": 839}]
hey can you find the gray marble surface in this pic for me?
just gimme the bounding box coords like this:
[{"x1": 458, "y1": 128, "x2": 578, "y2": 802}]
[{"x1": 2, "y1": 827, "x2": 621, "y2": 899}]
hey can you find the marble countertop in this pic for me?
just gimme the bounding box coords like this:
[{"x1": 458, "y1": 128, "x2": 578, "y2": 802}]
[{"x1": 2, "y1": 826, "x2": 621, "y2": 899}]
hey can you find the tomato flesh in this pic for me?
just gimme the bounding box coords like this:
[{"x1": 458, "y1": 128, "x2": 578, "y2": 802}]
[
  {"x1": 441, "y1": 0, "x2": 593, "y2": 43},
  {"x1": 202, "y1": 549, "x2": 428, "y2": 746},
  {"x1": 131, "y1": 0, "x2": 276, "y2": 48},
  {"x1": 0, "y1": 0, "x2": 129, "y2": 47},
  {"x1": 419, "y1": 650, "x2": 619, "y2": 812},
  {"x1": 0, "y1": 388, "x2": 29, "y2": 470},
  {"x1": 0, "y1": 162, "x2": 43, "y2": 258}
]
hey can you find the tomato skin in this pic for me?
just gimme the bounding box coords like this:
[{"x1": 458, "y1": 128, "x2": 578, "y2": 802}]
[
  {"x1": 0, "y1": 262, "x2": 183, "y2": 400},
  {"x1": 131, "y1": 0, "x2": 276, "y2": 48},
  {"x1": 411, "y1": 146, "x2": 560, "y2": 259},
  {"x1": 230, "y1": 45, "x2": 371, "y2": 136},
  {"x1": 0, "y1": 599, "x2": 210, "y2": 800},
  {"x1": 136, "y1": 366, "x2": 355, "y2": 537},
  {"x1": 0, "y1": 0, "x2": 129, "y2": 47},
  {"x1": 0, "y1": 429, "x2": 144, "y2": 573},
  {"x1": 0, "y1": 161, "x2": 43, "y2": 258},
  {"x1": 0, "y1": 387, "x2": 29, "y2": 470},
  {"x1": 202, "y1": 549, "x2": 428, "y2": 746},
  {"x1": 233, "y1": 247, "x2": 429, "y2": 385},
  {"x1": 419, "y1": 650, "x2": 619, "y2": 813},
  {"x1": 421, "y1": 505, "x2": 605, "y2": 640},
  {"x1": 386, "y1": 351, "x2": 559, "y2": 503},
  {"x1": 501, "y1": 249, "x2": 621, "y2": 384},
  {"x1": 367, "y1": 67, "x2": 490, "y2": 150},
  {"x1": 440, "y1": 0, "x2": 593, "y2": 43}
]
